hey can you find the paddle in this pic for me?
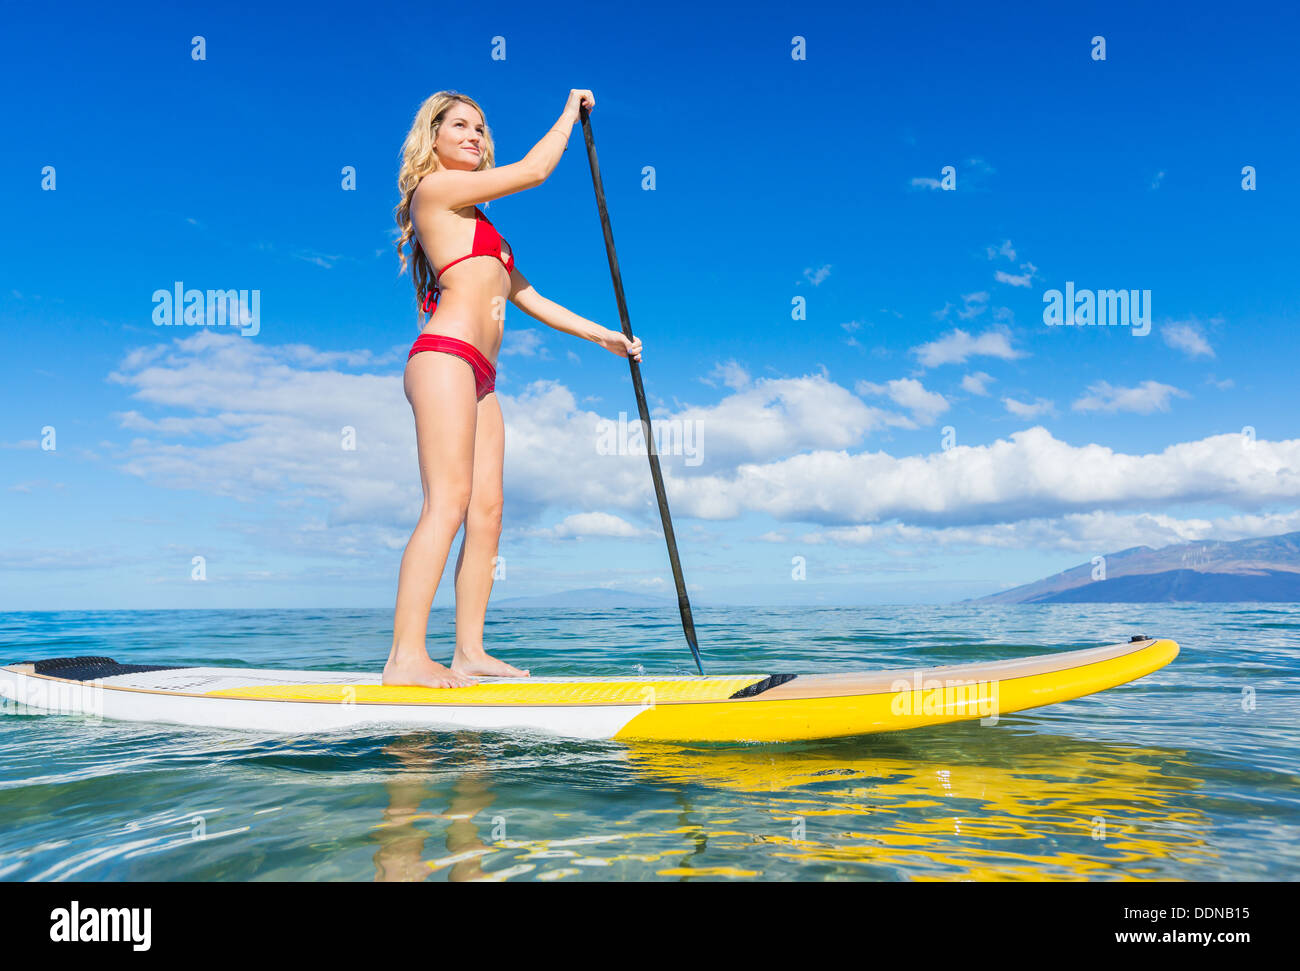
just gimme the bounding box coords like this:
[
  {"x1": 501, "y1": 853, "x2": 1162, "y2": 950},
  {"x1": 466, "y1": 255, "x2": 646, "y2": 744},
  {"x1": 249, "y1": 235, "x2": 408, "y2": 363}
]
[{"x1": 578, "y1": 104, "x2": 706, "y2": 677}]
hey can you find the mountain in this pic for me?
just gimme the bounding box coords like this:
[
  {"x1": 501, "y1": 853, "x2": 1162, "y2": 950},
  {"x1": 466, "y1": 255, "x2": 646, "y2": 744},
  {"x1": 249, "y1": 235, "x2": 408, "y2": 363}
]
[
  {"x1": 977, "y1": 531, "x2": 1300, "y2": 603},
  {"x1": 491, "y1": 587, "x2": 676, "y2": 608}
]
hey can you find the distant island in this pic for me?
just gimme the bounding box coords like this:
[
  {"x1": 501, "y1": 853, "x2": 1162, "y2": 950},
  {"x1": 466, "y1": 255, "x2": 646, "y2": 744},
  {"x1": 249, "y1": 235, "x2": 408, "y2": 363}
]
[{"x1": 977, "y1": 531, "x2": 1300, "y2": 604}]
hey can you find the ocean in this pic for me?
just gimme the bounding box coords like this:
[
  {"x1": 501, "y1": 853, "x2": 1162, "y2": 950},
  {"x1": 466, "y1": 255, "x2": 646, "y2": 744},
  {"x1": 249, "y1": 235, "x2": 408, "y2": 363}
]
[{"x1": 1, "y1": 603, "x2": 1296, "y2": 881}]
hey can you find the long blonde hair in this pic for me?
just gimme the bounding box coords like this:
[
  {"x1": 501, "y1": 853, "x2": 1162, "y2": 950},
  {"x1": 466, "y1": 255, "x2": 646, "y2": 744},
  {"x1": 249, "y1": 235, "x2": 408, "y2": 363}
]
[{"x1": 394, "y1": 91, "x2": 497, "y2": 309}]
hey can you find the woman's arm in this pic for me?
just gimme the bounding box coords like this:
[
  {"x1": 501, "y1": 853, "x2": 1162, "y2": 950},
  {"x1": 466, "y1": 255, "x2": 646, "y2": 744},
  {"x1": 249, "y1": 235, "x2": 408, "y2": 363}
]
[
  {"x1": 509, "y1": 269, "x2": 642, "y2": 360},
  {"x1": 424, "y1": 90, "x2": 594, "y2": 211}
]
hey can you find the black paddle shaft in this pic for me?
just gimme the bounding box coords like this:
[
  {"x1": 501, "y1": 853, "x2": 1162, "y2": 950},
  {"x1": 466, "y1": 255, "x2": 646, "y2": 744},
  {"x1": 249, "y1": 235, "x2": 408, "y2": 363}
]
[{"x1": 578, "y1": 105, "x2": 705, "y2": 677}]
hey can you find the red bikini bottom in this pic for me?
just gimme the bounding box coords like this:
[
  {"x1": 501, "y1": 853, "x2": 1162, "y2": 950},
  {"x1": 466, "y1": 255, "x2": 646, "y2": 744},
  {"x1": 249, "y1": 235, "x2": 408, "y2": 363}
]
[{"x1": 408, "y1": 334, "x2": 497, "y2": 400}]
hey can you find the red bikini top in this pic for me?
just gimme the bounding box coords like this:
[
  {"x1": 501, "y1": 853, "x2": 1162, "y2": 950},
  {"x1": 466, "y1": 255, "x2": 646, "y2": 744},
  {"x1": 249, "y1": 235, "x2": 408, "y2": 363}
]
[{"x1": 420, "y1": 208, "x2": 515, "y2": 314}]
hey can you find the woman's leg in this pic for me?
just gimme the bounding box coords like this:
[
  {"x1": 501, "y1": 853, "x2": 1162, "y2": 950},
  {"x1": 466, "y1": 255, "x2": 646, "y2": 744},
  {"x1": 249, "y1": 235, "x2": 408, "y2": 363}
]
[
  {"x1": 450, "y1": 392, "x2": 528, "y2": 678},
  {"x1": 384, "y1": 351, "x2": 480, "y2": 688}
]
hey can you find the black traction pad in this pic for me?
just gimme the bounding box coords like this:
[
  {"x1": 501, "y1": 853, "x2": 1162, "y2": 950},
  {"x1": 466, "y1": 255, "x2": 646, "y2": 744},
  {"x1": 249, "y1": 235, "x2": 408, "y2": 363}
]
[
  {"x1": 729, "y1": 673, "x2": 798, "y2": 698},
  {"x1": 20, "y1": 655, "x2": 796, "y2": 695},
  {"x1": 20, "y1": 655, "x2": 186, "y2": 682}
]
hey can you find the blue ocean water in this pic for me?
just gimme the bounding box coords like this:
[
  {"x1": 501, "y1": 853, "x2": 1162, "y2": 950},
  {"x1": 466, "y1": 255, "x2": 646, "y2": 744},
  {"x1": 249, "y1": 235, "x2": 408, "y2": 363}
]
[{"x1": 0, "y1": 603, "x2": 1296, "y2": 881}]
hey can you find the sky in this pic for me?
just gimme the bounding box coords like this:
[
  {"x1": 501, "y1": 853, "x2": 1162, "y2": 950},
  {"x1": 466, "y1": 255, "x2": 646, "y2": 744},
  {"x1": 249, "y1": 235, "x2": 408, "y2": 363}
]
[{"x1": 2, "y1": 0, "x2": 1298, "y2": 610}]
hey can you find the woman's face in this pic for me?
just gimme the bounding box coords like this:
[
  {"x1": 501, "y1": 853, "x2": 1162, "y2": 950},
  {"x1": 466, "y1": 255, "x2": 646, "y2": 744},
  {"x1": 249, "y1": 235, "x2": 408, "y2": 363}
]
[{"x1": 436, "y1": 103, "x2": 486, "y2": 170}]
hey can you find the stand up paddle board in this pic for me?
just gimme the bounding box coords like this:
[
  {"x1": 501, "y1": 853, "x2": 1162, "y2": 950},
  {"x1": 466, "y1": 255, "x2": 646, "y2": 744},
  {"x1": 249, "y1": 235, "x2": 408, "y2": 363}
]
[{"x1": 0, "y1": 637, "x2": 1177, "y2": 743}]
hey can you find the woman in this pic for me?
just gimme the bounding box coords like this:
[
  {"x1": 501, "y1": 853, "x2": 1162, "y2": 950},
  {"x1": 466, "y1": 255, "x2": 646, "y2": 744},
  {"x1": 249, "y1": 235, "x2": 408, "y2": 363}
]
[{"x1": 388, "y1": 89, "x2": 642, "y2": 688}]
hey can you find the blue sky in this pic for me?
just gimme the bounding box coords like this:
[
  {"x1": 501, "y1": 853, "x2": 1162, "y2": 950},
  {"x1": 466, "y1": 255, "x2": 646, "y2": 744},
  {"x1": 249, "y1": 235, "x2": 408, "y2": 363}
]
[{"x1": 2, "y1": 0, "x2": 1298, "y2": 610}]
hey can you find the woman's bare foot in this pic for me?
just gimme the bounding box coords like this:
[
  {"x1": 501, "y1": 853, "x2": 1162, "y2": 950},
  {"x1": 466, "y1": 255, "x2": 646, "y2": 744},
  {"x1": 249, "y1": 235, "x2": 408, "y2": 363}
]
[
  {"x1": 384, "y1": 652, "x2": 478, "y2": 688},
  {"x1": 451, "y1": 649, "x2": 530, "y2": 678}
]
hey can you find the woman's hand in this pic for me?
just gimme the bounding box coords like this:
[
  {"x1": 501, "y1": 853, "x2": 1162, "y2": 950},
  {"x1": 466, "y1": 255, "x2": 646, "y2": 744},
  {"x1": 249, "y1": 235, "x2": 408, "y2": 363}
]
[
  {"x1": 565, "y1": 89, "x2": 595, "y2": 118},
  {"x1": 598, "y1": 327, "x2": 641, "y2": 361}
]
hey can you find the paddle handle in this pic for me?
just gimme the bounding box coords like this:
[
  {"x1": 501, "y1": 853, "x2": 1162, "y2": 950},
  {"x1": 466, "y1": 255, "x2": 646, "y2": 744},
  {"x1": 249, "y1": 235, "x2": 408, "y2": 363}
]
[{"x1": 579, "y1": 105, "x2": 705, "y2": 677}]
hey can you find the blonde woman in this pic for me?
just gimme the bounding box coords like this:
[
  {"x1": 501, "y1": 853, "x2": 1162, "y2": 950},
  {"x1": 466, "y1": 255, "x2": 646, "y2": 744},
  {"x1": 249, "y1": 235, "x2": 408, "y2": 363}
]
[{"x1": 388, "y1": 90, "x2": 642, "y2": 688}]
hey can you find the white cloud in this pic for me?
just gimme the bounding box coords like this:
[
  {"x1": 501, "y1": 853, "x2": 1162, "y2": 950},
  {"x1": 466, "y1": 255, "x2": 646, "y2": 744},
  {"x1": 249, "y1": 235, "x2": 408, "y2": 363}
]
[
  {"x1": 856, "y1": 378, "x2": 950, "y2": 425},
  {"x1": 1163, "y1": 321, "x2": 1215, "y2": 358},
  {"x1": 667, "y1": 426, "x2": 1300, "y2": 526},
  {"x1": 912, "y1": 327, "x2": 1023, "y2": 368},
  {"x1": 291, "y1": 250, "x2": 346, "y2": 269},
  {"x1": 994, "y1": 262, "x2": 1037, "y2": 287},
  {"x1": 672, "y1": 373, "x2": 890, "y2": 464},
  {"x1": 804, "y1": 265, "x2": 832, "y2": 286},
  {"x1": 0, "y1": 544, "x2": 153, "y2": 570},
  {"x1": 1072, "y1": 380, "x2": 1188, "y2": 414},
  {"x1": 704, "y1": 360, "x2": 752, "y2": 390},
  {"x1": 278, "y1": 345, "x2": 399, "y2": 368},
  {"x1": 1002, "y1": 396, "x2": 1055, "y2": 418},
  {"x1": 805, "y1": 525, "x2": 877, "y2": 545},
  {"x1": 502, "y1": 328, "x2": 546, "y2": 357},
  {"x1": 529, "y1": 512, "x2": 653, "y2": 540},
  {"x1": 106, "y1": 333, "x2": 890, "y2": 528},
  {"x1": 7, "y1": 480, "x2": 65, "y2": 495},
  {"x1": 106, "y1": 333, "x2": 1300, "y2": 547},
  {"x1": 961, "y1": 372, "x2": 994, "y2": 396},
  {"x1": 986, "y1": 240, "x2": 1016, "y2": 261},
  {"x1": 910, "y1": 177, "x2": 942, "y2": 190},
  {"x1": 956, "y1": 291, "x2": 989, "y2": 320},
  {"x1": 785, "y1": 509, "x2": 1300, "y2": 554}
]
